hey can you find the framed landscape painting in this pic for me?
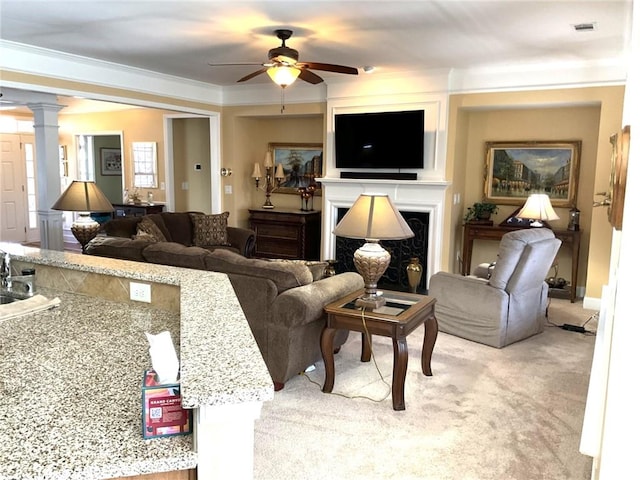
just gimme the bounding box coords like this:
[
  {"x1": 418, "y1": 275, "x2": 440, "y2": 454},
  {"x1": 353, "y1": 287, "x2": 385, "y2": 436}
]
[
  {"x1": 269, "y1": 142, "x2": 323, "y2": 194},
  {"x1": 484, "y1": 140, "x2": 581, "y2": 207}
]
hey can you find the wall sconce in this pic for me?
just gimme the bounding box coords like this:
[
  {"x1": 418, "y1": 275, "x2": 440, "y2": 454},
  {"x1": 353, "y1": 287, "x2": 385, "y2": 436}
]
[
  {"x1": 220, "y1": 167, "x2": 233, "y2": 177},
  {"x1": 252, "y1": 151, "x2": 285, "y2": 209}
]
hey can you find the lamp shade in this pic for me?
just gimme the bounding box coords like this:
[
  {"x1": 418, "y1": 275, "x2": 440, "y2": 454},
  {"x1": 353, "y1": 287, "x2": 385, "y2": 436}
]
[
  {"x1": 266, "y1": 66, "x2": 301, "y2": 87},
  {"x1": 517, "y1": 193, "x2": 559, "y2": 222},
  {"x1": 252, "y1": 162, "x2": 262, "y2": 179},
  {"x1": 264, "y1": 151, "x2": 273, "y2": 167},
  {"x1": 51, "y1": 180, "x2": 114, "y2": 213},
  {"x1": 333, "y1": 194, "x2": 414, "y2": 241}
]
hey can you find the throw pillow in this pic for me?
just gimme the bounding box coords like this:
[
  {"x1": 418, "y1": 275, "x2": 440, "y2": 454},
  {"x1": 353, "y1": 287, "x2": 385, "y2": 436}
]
[
  {"x1": 267, "y1": 259, "x2": 328, "y2": 282},
  {"x1": 190, "y1": 212, "x2": 231, "y2": 247},
  {"x1": 136, "y1": 216, "x2": 167, "y2": 243},
  {"x1": 133, "y1": 230, "x2": 159, "y2": 242}
]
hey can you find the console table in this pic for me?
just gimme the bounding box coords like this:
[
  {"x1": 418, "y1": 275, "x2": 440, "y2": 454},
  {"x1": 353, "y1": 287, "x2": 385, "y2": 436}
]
[
  {"x1": 249, "y1": 209, "x2": 321, "y2": 260},
  {"x1": 462, "y1": 224, "x2": 581, "y2": 302},
  {"x1": 112, "y1": 202, "x2": 165, "y2": 217}
]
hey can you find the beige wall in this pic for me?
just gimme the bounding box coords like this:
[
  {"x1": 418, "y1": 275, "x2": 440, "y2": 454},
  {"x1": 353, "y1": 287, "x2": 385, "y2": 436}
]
[
  {"x1": 172, "y1": 117, "x2": 211, "y2": 213},
  {"x1": 221, "y1": 103, "x2": 325, "y2": 228},
  {"x1": 446, "y1": 86, "x2": 625, "y2": 299},
  {"x1": 59, "y1": 108, "x2": 176, "y2": 203}
]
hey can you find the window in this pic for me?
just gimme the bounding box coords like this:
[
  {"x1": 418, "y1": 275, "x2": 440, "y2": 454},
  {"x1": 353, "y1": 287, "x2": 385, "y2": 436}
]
[
  {"x1": 24, "y1": 143, "x2": 37, "y2": 229},
  {"x1": 132, "y1": 142, "x2": 158, "y2": 188}
]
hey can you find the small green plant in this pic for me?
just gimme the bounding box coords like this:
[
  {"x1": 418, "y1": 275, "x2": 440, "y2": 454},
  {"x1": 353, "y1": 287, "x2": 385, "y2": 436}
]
[{"x1": 464, "y1": 202, "x2": 499, "y2": 222}]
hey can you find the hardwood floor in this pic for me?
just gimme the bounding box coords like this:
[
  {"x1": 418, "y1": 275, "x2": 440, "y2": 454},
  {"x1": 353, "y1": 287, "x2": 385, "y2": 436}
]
[{"x1": 22, "y1": 228, "x2": 83, "y2": 253}]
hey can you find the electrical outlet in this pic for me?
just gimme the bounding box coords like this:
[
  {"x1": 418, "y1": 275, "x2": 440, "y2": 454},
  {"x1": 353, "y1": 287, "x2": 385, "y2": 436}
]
[{"x1": 130, "y1": 282, "x2": 151, "y2": 303}]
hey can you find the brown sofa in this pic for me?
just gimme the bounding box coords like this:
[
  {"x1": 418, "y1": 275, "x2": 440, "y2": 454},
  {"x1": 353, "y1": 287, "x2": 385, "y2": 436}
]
[
  {"x1": 87, "y1": 211, "x2": 256, "y2": 261},
  {"x1": 85, "y1": 212, "x2": 364, "y2": 390}
]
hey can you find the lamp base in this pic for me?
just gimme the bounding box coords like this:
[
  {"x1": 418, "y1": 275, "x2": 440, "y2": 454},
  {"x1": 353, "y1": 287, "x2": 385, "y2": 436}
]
[
  {"x1": 262, "y1": 194, "x2": 275, "y2": 209},
  {"x1": 70, "y1": 213, "x2": 101, "y2": 251},
  {"x1": 355, "y1": 293, "x2": 386, "y2": 310},
  {"x1": 353, "y1": 241, "x2": 391, "y2": 310}
]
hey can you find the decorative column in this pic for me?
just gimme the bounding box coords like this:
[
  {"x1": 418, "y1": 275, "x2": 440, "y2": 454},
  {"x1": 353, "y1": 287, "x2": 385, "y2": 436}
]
[{"x1": 27, "y1": 102, "x2": 65, "y2": 251}]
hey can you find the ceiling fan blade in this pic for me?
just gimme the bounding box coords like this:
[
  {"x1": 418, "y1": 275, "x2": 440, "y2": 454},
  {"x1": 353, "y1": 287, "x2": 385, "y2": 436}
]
[
  {"x1": 298, "y1": 68, "x2": 324, "y2": 85},
  {"x1": 208, "y1": 62, "x2": 266, "y2": 67},
  {"x1": 237, "y1": 67, "x2": 268, "y2": 83},
  {"x1": 298, "y1": 62, "x2": 358, "y2": 75}
]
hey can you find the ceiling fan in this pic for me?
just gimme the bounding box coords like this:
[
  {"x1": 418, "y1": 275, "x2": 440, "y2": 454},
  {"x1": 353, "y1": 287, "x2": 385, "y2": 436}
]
[{"x1": 208, "y1": 29, "x2": 359, "y2": 87}]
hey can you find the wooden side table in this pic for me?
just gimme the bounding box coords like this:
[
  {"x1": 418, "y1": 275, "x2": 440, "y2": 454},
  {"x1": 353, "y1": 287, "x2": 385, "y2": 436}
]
[{"x1": 321, "y1": 290, "x2": 438, "y2": 411}]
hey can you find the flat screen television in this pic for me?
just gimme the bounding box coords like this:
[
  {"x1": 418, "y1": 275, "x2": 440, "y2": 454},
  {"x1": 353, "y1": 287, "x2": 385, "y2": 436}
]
[{"x1": 335, "y1": 110, "x2": 425, "y2": 169}]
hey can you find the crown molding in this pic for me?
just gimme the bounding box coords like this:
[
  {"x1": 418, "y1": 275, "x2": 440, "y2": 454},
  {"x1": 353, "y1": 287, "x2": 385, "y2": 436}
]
[
  {"x1": 0, "y1": 39, "x2": 628, "y2": 109},
  {"x1": 448, "y1": 58, "x2": 628, "y2": 94},
  {"x1": 0, "y1": 40, "x2": 224, "y2": 106}
]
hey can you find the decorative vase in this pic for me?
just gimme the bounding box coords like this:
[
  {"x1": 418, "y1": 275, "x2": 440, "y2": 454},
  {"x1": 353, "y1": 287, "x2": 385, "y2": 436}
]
[
  {"x1": 406, "y1": 257, "x2": 423, "y2": 293},
  {"x1": 324, "y1": 260, "x2": 337, "y2": 278}
]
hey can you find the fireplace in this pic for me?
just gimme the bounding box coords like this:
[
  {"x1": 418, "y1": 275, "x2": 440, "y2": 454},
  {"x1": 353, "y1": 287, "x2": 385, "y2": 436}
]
[
  {"x1": 335, "y1": 209, "x2": 429, "y2": 292},
  {"x1": 320, "y1": 178, "x2": 449, "y2": 291}
]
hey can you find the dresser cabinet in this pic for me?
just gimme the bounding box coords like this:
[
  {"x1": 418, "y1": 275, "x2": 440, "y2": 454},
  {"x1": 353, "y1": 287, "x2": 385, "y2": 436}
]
[
  {"x1": 112, "y1": 203, "x2": 165, "y2": 218},
  {"x1": 249, "y1": 209, "x2": 321, "y2": 260}
]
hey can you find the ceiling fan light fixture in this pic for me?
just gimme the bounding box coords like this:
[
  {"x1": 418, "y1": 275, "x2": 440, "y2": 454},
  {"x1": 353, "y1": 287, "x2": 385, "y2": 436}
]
[{"x1": 267, "y1": 65, "x2": 300, "y2": 87}]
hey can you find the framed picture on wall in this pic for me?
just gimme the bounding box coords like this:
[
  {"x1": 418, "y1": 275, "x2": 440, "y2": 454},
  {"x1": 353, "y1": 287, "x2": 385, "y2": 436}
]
[
  {"x1": 100, "y1": 148, "x2": 122, "y2": 176},
  {"x1": 269, "y1": 142, "x2": 323, "y2": 194},
  {"x1": 483, "y1": 140, "x2": 581, "y2": 207}
]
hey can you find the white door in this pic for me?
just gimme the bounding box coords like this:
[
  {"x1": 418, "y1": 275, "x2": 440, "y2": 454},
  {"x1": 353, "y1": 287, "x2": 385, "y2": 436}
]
[{"x1": 0, "y1": 133, "x2": 27, "y2": 242}]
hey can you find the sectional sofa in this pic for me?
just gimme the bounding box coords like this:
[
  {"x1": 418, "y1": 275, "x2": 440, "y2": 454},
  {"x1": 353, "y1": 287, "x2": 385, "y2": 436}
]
[{"x1": 86, "y1": 211, "x2": 364, "y2": 389}]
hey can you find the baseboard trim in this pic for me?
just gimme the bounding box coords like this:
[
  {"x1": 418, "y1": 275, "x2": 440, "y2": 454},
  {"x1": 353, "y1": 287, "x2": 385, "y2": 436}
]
[{"x1": 583, "y1": 296, "x2": 601, "y2": 311}]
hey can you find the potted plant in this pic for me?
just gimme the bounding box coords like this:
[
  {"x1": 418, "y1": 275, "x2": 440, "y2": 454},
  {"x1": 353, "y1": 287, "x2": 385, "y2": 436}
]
[{"x1": 464, "y1": 202, "x2": 499, "y2": 223}]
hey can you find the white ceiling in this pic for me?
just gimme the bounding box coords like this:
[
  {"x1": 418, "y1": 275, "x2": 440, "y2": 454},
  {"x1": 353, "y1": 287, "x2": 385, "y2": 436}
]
[{"x1": 0, "y1": 0, "x2": 633, "y2": 88}]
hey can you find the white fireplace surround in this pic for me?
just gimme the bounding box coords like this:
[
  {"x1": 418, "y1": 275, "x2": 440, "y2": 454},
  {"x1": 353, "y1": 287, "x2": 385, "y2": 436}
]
[{"x1": 320, "y1": 177, "x2": 450, "y2": 288}]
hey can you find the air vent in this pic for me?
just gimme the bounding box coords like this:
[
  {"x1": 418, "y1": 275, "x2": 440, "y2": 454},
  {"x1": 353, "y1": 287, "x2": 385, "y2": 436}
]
[{"x1": 573, "y1": 22, "x2": 597, "y2": 32}]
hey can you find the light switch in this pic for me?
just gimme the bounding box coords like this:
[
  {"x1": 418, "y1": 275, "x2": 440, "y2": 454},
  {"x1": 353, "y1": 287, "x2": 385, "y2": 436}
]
[
  {"x1": 182, "y1": 182, "x2": 189, "y2": 190},
  {"x1": 224, "y1": 185, "x2": 233, "y2": 194}
]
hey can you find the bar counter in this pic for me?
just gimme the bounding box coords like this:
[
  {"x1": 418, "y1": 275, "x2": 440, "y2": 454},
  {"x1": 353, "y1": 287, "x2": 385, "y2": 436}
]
[{"x1": 0, "y1": 243, "x2": 274, "y2": 480}]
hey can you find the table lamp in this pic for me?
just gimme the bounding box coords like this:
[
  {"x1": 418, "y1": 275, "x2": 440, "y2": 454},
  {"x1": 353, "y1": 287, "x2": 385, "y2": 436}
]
[
  {"x1": 52, "y1": 180, "x2": 114, "y2": 250},
  {"x1": 516, "y1": 193, "x2": 559, "y2": 227},
  {"x1": 333, "y1": 193, "x2": 414, "y2": 309}
]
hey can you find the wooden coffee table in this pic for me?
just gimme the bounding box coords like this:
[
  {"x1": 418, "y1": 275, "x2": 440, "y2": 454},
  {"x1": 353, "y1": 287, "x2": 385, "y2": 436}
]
[{"x1": 321, "y1": 290, "x2": 438, "y2": 411}]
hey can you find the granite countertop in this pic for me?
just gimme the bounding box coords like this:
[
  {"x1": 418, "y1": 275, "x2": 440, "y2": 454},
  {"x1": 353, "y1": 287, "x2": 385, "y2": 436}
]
[{"x1": 0, "y1": 243, "x2": 274, "y2": 480}]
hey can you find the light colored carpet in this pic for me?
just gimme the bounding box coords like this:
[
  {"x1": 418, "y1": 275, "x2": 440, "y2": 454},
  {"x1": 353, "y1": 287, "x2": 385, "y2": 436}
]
[{"x1": 254, "y1": 299, "x2": 598, "y2": 480}]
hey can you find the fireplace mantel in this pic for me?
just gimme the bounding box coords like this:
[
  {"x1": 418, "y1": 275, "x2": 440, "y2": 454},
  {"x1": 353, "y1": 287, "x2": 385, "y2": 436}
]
[{"x1": 320, "y1": 177, "x2": 450, "y2": 288}]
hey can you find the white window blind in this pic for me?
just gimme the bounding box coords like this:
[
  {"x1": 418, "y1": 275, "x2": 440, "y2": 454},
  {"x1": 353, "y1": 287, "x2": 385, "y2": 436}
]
[{"x1": 132, "y1": 142, "x2": 158, "y2": 188}]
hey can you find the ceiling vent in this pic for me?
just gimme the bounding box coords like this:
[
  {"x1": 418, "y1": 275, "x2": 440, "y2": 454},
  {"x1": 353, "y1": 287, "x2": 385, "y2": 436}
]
[{"x1": 573, "y1": 22, "x2": 597, "y2": 32}]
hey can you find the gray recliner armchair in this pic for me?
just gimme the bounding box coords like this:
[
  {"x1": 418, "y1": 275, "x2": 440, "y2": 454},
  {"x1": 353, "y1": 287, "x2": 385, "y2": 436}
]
[{"x1": 428, "y1": 228, "x2": 561, "y2": 348}]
